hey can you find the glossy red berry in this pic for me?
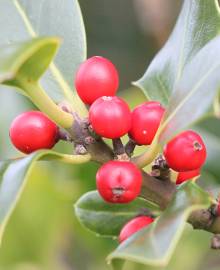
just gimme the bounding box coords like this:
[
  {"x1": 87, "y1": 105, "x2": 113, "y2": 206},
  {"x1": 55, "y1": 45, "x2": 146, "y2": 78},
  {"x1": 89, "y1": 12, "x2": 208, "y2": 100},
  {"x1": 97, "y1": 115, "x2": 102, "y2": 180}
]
[
  {"x1": 129, "y1": 101, "x2": 165, "y2": 145},
  {"x1": 176, "y1": 168, "x2": 201, "y2": 185},
  {"x1": 10, "y1": 111, "x2": 58, "y2": 154},
  {"x1": 96, "y1": 160, "x2": 142, "y2": 203},
  {"x1": 163, "y1": 130, "x2": 206, "y2": 172},
  {"x1": 75, "y1": 56, "x2": 119, "y2": 105},
  {"x1": 89, "y1": 96, "x2": 131, "y2": 139},
  {"x1": 119, "y1": 216, "x2": 154, "y2": 243}
]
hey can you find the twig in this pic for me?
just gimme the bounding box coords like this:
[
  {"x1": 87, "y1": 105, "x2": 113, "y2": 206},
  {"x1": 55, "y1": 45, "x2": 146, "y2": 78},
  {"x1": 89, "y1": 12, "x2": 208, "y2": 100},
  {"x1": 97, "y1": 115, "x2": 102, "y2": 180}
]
[
  {"x1": 125, "y1": 139, "x2": 136, "y2": 156},
  {"x1": 211, "y1": 234, "x2": 220, "y2": 249},
  {"x1": 112, "y1": 138, "x2": 125, "y2": 155},
  {"x1": 151, "y1": 155, "x2": 170, "y2": 181},
  {"x1": 64, "y1": 111, "x2": 220, "y2": 236}
]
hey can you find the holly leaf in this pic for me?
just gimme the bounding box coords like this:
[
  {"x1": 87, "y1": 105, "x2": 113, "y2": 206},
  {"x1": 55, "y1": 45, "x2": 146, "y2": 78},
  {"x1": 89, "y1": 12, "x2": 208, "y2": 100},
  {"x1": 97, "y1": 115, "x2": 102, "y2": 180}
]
[
  {"x1": 0, "y1": 37, "x2": 59, "y2": 84},
  {"x1": 134, "y1": 0, "x2": 220, "y2": 105},
  {"x1": 74, "y1": 191, "x2": 160, "y2": 237},
  {"x1": 0, "y1": 37, "x2": 75, "y2": 128},
  {"x1": 108, "y1": 182, "x2": 211, "y2": 269},
  {"x1": 195, "y1": 125, "x2": 220, "y2": 180},
  {"x1": 0, "y1": 0, "x2": 87, "y2": 115},
  {"x1": 160, "y1": 36, "x2": 220, "y2": 142},
  {"x1": 0, "y1": 150, "x2": 90, "y2": 244}
]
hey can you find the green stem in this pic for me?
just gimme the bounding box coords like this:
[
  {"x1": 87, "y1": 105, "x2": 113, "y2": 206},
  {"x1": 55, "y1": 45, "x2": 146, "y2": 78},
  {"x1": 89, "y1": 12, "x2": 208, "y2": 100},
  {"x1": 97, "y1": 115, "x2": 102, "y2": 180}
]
[
  {"x1": 59, "y1": 153, "x2": 91, "y2": 163},
  {"x1": 17, "y1": 78, "x2": 74, "y2": 128},
  {"x1": 49, "y1": 62, "x2": 88, "y2": 117},
  {"x1": 213, "y1": 90, "x2": 220, "y2": 118},
  {"x1": 43, "y1": 153, "x2": 91, "y2": 164},
  {"x1": 132, "y1": 139, "x2": 161, "y2": 168}
]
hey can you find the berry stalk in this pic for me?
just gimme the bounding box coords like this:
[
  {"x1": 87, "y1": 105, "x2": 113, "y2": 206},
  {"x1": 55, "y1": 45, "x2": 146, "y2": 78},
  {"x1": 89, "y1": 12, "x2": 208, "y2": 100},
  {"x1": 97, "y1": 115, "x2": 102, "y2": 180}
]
[
  {"x1": 17, "y1": 78, "x2": 74, "y2": 128},
  {"x1": 132, "y1": 137, "x2": 161, "y2": 168}
]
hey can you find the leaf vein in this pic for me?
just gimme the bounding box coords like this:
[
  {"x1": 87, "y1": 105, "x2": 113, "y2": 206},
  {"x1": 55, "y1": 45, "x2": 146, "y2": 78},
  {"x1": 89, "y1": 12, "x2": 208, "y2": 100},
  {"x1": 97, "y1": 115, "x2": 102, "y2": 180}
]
[
  {"x1": 156, "y1": 74, "x2": 169, "y2": 103},
  {"x1": 163, "y1": 61, "x2": 220, "y2": 130},
  {"x1": 175, "y1": 0, "x2": 192, "y2": 86},
  {"x1": 13, "y1": 0, "x2": 80, "y2": 107}
]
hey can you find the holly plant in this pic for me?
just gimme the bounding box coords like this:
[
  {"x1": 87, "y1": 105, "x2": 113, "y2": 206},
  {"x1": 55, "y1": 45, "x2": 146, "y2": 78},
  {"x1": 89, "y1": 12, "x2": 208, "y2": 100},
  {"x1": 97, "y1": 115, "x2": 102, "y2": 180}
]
[{"x1": 1, "y1": 0, "x2": 220, "y2": 269}]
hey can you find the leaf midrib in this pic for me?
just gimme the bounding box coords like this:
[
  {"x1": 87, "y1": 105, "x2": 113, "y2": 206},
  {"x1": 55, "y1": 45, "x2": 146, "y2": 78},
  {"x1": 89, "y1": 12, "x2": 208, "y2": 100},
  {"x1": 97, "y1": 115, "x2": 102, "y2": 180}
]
[
  {"x1": 156, "y1": 74, "x2": 169, "y2": 104},
  {"x1": 162, "y1": 60, "x2": 220, "y2": 134},
  {"x1": 174, "y1": 0, "x2": 192, "y2": 86},
  {"x1": 13, "y1": 0, "x2": 79, "y2": 105},
  {"x1": 75, "y1": 207, "x2": 141, "y2": 217}
]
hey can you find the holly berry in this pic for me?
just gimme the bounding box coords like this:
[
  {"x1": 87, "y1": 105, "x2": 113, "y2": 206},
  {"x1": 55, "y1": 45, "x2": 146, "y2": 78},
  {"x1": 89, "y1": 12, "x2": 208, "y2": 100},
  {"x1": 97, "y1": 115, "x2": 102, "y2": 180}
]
[
  {"x1": 163, "y1": 130, "x2": 206, "y2": 172},
  {"x1": 176, "y1": 168, "x2": 201, "y2": 185},
  {"x1": 10, "y1": 111, "x2": 59, "y2": 154},
  {"x1": 129, "y1": 101, "x2": 165, "y2": 145},
  {"x1": 75, "y1": 56, "x2": 119, "y2": 105},
  {"x1": 89, "y1": 96, "x2": 131, "y2": 139},
  {"x1": 96, "y1": 160, "x2": 142, "y2": 203},
  {"x1": 119, "y1": 216, "x2": 154, "y2": 243}
]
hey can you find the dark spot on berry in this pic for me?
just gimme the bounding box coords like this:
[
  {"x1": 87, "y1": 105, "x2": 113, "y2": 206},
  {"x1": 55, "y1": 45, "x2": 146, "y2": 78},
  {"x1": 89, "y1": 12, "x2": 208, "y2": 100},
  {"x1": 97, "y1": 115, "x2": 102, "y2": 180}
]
[{"x1": 193, "y1": 141, "x2": 203, "y2": 151}]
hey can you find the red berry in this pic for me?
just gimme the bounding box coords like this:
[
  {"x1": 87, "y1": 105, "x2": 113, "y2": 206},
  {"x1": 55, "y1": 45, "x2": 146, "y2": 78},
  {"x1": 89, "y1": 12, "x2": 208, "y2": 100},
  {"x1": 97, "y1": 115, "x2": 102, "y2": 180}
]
[
  {"x1": 10, "y1": 111, "x2": 58, "y2": 154},
  {"x1": 129, "y1": 101, "x2": 165, "y2": 145},
  {"x1": 176, "y1": 168, "x2": 201, "y2": 185},
  {"x1": 96, "y1": 160, "x2": 142, "y2": 203},
  {"x1": 89, "y1": 96, "x2": 131, "y2": 139},
  {"x1": 75, "y1": 56, "x2": 119, "y2": 105},
  {"x1": 163, "y1": 130, "x2": 206, "y2": 172},
  {"x1": 119, "y1": 216, "x2": 154, "y2": 243}
]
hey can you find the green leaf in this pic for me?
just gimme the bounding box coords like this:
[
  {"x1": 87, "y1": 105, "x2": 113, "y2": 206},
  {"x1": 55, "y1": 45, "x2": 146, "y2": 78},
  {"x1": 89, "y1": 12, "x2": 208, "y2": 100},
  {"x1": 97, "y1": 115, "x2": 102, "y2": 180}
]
[
  {"x1": 0, "y1": 0, "x2": 87, "y2": 113},
  {"x1": 160, "y1": 36, "x2": 220, "y2": 142},
  {"x1": 134, "y1": 0, "x2": 220, "y2": 105},
  {"x1": 109, "y1": 259, "x2": 124, "y2": 270},
  {"x1": 0, "y1": 37, "x2": 59, "y2": 84},
  {"x1": 108, "y1": 182, "x2": 211, "y2": 269},
  {"x1": 0, "y1": 150, "x2": 90, "y2": 244},
  {"x1": 195, "y1": 125, "x2": 220, "y2": 180},
  {"x1": 0, "y1": 38, "x2": 75, "y2": 128},
  {"x1": 74, "y1": 191, "x2": 160, "y2": 237}
]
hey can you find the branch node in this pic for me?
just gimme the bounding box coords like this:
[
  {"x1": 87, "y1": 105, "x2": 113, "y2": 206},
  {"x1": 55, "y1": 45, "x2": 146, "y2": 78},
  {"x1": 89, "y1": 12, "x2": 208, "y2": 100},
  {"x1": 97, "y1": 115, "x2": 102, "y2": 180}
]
[
  {"x1": 151, "y1": 155, "x2": 170, "y2": 181},
  {"x1": 116, "y1": 153, "x2": 130, "y2": 161},
  {"x1": 66, "y1": 113, "x2": 114, "y2": 163},
  {"x1": 210, "y1": 204, "x2": 218, "y2": 217},
  {"x1": 87, "y1": 123, "x2": 100, "y2": 140},
  {"x1": 189, "y1": 209, "x2": 213, "y2": 230},
  {"x1": 211, "y1": 234, "x2": 220, "y2": 249},
  {"x1": 74, "y1": 144, "x2": 88, "y2": 155},
  {"x1": 82, "y1": 117, "x2": 90, "y2": 125},
  {"x1": 84, "y1": 136, "x2": 96, "y2": 145}
]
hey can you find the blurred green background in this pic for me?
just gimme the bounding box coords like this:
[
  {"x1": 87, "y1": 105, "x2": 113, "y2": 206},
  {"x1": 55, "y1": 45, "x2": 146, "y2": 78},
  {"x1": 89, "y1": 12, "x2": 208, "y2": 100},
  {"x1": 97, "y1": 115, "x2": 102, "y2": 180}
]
[{"x1": 1, "y1": 1, "x2": 220, "y2": 270}]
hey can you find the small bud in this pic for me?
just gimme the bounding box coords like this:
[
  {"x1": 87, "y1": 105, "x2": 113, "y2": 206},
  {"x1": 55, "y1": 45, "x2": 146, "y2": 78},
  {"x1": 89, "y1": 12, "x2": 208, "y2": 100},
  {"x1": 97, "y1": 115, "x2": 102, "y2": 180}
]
[
  {"x1": 211, "y1": 234, "x2": 220, "y2": 249},
  {"x1": 75, "y1": 144, "x2": 87, "y2": 155}
]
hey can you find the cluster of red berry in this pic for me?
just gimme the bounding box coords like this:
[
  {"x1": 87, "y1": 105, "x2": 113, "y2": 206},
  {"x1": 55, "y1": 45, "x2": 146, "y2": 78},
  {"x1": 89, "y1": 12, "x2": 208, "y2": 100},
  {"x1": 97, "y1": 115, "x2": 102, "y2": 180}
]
[{"x1": 9, "y1": 56, "x2": 207, "y2": 243}]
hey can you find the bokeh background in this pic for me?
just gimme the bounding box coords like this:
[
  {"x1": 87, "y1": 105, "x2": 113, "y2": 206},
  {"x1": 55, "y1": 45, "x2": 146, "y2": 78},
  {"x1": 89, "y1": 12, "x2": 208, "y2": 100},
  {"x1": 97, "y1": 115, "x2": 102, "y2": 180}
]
[{"x1": 1, "y1": 1, "x2": 220, "y2": 269}]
